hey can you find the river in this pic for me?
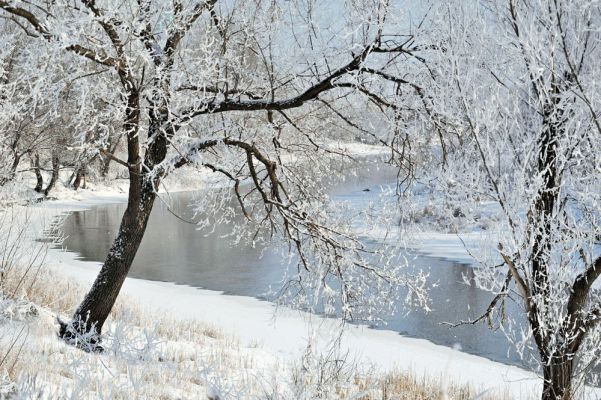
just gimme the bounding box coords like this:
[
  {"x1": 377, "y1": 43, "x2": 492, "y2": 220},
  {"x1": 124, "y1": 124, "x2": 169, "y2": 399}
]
[{"x1": 56, "y1": 160, "x2": 529, "y2": 369}]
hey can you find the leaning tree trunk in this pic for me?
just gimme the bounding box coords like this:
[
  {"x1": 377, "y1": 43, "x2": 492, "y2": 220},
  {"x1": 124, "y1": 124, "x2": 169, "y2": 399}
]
[
  {"x1": 59, "y1": 174, "x2": 157, "y2": 343},
  {"x1": 59, "y1": 87, "x2": 171, "y2": 347},
  {"x1": 542, "y1": 355, "x2": 574, "y2": 400}
]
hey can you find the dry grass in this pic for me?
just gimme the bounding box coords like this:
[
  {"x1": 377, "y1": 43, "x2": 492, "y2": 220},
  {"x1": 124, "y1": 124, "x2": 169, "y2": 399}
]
[
  {"x1": 291, "y1": 360, "x2": 509, "y2": 400},
  {"x1": 0, "y1": 266, "x2": 283, "y2": 399},
  {"x1": 0, "y1": 260, "x2": 511, "y2": 400},
  {"x1": 371, "y1": 372, "x2": 507, "y2": 399},
  {"x1": 2, "y1": 252, "x2": 228, "y2": 343}
]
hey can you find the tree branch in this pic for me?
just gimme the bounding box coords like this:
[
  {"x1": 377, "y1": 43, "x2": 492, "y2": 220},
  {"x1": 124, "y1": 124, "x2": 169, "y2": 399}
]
[
  {"x1": 0, "y1": 0, "x2": 50, "y2": 38},
  {"x1": 568, "y1": 256, "x2": 601, "y2": 322},
  {"x1": 442, "y1": 271, "x2": 512, "y2": 328},
  {"x1": 163, "y1": 0, "x2": 217, "y2": 62},
  {"x1": 65, "y1": 44, "x2": 124, "y2": 71},
  {"x1": 498, "y1": 244, "x2": 530, "y2": 300},
  {"x1": 99, "y1": 149, "x2": 129, "y2": 169},
  {"x1": 177, "y1": 43, "x2": 415, "y2": 123}
]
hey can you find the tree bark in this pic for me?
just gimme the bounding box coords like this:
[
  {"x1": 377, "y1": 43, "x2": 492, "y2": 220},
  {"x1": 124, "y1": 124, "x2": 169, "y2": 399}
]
[
  {"x1": 71, "y1": 167, "x2": 84, "y2": 190},
  {"x1": 43, "y1": 153, "x2": 59, "y2": 196},
  {"x1": 542, "y1": 355, "x2": 574, "y2": 400},
  {"x1": 33, "y1": 153, "x2": 43, "y2": 193},
  {"x1": 59, "y1": 177, "x2": 156, "y2": 343}
]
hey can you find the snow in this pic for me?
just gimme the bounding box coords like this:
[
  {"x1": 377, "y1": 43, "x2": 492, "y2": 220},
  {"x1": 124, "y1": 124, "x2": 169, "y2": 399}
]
[
  {"x1": 321, "y1": 142, "x2": 392, "y2": 157},
  {"x1": 53, "y1": 255, "x2": 544, "y2": 397},
  {"x1": 409, "y1": 231, "x2": 501, "y2": 266},
  {"x1": 362, "y1": 226, "x2": 488, "y2": 266}
]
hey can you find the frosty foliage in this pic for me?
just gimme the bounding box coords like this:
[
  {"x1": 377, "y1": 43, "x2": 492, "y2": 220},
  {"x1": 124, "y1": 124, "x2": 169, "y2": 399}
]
[
  {"x1": 0, "y1": 19, "x2": 123, "y2": 196},
  {"x1": 1, "y1": 0, "x2": 441, "y2": 325},
  {"x1": 404, "y1": 0, "x2": 601, "y2": 394}
]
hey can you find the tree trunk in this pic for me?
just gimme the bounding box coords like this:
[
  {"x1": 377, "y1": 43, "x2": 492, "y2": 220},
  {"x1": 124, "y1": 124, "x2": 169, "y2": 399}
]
[
  {"x1": 59, "y1": 177, "x2": 157, "y2": 345},
  {"x1": 100, "y1": 135, "x2": 123, "y2": 178},
  {"x1": 58, "y1": 88, "x2": 160, "y2": 349},
  {"x1": 0, "y1": 152, "x2": 21, "y2": 186},
  {"x1": 100, "y1": 156, "x2": 112, "y2": 178},
  {"x1": 43, "y1": 153, "x2": 59, "y2": 196},
  {"x1": 72, "y1": 153, "x2": 98, "y2": 189},
  {"x1": 33, "y1": 153, "x2": 43, "y2": 193},
  {"x1": 72, "y1": 167, "x2": 84, "y2": 190},
  {"x1": 542, "y1": 355, "x2": 574, "y2": 400}
]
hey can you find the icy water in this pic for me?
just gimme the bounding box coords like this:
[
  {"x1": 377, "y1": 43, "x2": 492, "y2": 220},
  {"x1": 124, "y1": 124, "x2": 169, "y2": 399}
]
[{"x1": 57, "y1": 160, "x2": 529, "y2": 369}]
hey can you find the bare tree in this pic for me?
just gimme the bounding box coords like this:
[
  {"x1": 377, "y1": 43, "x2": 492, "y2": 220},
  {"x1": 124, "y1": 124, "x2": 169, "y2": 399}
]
[
  {"x1": 0, "y1": 29, "x2": 57, "y2": 191},
  {"x1": 423, "y1": 1, "x2": 601, "y2": 398},
  {"x1": 0, "y1": 0, "x2": 433, "y2": 346}
]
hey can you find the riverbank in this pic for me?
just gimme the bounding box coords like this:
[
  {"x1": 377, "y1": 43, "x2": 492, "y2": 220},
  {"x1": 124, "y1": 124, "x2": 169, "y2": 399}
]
[
  {"x1": 18, "y1": 187, "x2": 545, "y2": 398},
  {"x1": 0, "y1": 239, "x2": 509, "y2": 400},
  {"x1": 0, "y1": 191, "x2": 514, "y2": 399}
]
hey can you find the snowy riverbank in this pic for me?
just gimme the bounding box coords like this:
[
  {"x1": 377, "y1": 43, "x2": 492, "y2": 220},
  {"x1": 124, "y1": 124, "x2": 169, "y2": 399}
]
[{"x1": 22, "y1": 185, "x2": 552, "y2": 399}]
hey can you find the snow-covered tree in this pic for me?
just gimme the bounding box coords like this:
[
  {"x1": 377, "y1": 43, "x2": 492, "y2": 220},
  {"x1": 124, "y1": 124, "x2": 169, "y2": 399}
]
[
  {"x1": 420, "y1": 1, "x2": 601, "y2": 398},
  {"x1": 0, "y1": 19, "x2": 125, "y2": 197},
  {"x1": 0, "y1": 0, "x2": 435, "y2": 344},
  {"x1": 0, "y1": 27, "x2": 60, "y2": 193}
]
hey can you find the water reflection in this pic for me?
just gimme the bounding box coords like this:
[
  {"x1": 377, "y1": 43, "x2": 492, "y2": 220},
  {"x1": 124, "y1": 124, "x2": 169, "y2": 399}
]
[{"x1": 58, "y1": 162, "x2": 529, "y2": 369}]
